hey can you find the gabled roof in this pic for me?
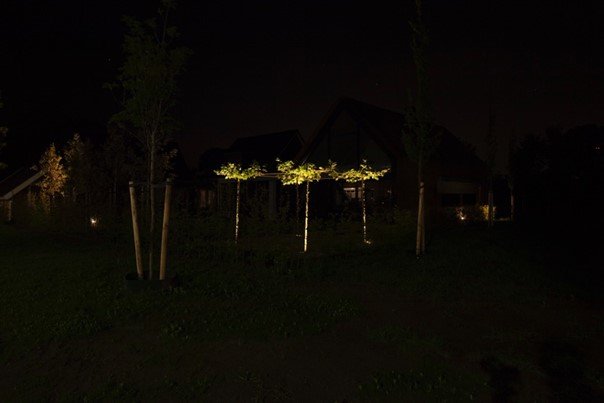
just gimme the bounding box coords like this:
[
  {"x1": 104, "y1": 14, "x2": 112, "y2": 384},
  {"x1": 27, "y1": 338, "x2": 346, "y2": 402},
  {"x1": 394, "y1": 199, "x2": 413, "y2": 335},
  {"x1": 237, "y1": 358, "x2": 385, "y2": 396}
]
[
  {"x1": 296, "y1": 97, "x2": 406, "y2": 163},
  {"x1": 0, "y1": 166, "x2": 43, "y2": 200},
  {"x1": 296, "y1": 97, "x2": 485, "y2": 175}
]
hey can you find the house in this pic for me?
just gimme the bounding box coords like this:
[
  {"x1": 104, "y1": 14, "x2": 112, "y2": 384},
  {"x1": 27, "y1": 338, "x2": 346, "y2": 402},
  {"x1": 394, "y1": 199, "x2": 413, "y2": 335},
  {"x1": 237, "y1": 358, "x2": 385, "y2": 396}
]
[
  {"x1": 197, "y1": 129, "x2": 305, "y2": 213},
  {"x1": 0, "y1": 166, "x2": 44, "y2": 222},
  {"x1": 295, "y1": 98, "x2": 487, "y2": 216}
]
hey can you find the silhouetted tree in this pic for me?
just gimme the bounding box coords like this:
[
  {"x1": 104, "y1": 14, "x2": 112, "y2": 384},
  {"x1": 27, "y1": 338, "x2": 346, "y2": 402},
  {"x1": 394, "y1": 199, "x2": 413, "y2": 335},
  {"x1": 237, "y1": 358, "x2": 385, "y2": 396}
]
[
  {"x1": 107, "y1": 0, "x2": 190, "y2": 279},
  {"x1": 403, "y1": 0, "x2": 439, "y2": 257}
]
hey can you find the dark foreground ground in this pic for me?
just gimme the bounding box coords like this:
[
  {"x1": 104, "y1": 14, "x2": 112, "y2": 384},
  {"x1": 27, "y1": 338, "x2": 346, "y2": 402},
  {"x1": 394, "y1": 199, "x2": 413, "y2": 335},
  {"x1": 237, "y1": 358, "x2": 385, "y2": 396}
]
[{"x1": 0, "y1": 220, "x2": 602, "y2": 401}]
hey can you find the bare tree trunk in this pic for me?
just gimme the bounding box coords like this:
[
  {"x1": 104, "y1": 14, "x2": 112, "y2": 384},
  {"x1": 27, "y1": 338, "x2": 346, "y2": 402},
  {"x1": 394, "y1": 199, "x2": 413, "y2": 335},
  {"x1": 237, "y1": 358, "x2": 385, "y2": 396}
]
[
  {"x1": 361, "y1": 180, "x2": 368, "y2": 244},
  {"x1": 235, "y1": 179, "x2": 241, "y2": 243},
  {"x1": 421, "y1": 201, "x2": 426, "y2": 253},
  {"x1": 295, "y1": 184, "x2": 300, "y2": 234},
  {"x1": 303, "y1": 181, "x2": 310, "y2": 252},
  {"x1": 148, "y1": 144, "x2": 155, "y2": 280},
  {"x1": 488, "y1": 183, "x2": 494, "y2": 228},
  {"x1": 510, "y1": 189, "x2": 514, "y2": 222},
  {"x1": 416, "y1": 180, "x2": 424, "y2": 258}
]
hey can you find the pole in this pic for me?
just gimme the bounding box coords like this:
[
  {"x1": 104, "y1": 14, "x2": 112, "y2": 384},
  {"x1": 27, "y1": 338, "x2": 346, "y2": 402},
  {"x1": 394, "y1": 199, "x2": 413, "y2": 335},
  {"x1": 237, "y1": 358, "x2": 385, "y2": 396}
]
[
  {"x1": 361, "y1": 180, "x2": 367, "y2": 244},
  {"x1": 129, "y1": 181, "x2": 144, "y2": 279},
  {"x1": 235, "y1": 179, "x2": 240, "y2": 243},
  {"x1": 304, "y1": 181, "x2": 310, "y2": 252},
  {"x1": 416, "y1": 181, "x2": 424, "y2": 258},
  {"x1": 159, "y1": 179, "x2": 173, "y2": 280}
]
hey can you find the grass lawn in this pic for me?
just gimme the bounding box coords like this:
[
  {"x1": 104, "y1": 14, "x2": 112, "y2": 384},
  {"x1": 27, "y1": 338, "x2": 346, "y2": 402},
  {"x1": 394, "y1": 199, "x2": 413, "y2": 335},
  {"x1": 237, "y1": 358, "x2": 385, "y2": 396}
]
[{"x1": 0, "y1": 219, "x2": 602, "y2": 401}]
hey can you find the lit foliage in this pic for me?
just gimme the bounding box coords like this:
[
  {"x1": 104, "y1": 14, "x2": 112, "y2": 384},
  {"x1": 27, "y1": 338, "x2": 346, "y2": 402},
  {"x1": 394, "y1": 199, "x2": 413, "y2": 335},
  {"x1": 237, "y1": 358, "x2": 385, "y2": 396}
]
[
  {"x1": 215, "y1": 162, "x2": 265, "y2": 243},
  {"x1": 276, "y1": 159, "x2": 327, "y2": 185},
  {"x1": 39, "y1": 143, "x2": 68, "y2": 209},
  {"x1": 330, "y1": 160, "x2": 389, "y2": 244},
  {"x1": 215, "y1": 162, "x2": 265, "y2": 181},
  {"x1": 331, "y1": 160, "x2": 390, "y2": 182},
  {"x1": 277, "y1": 160, "x2": 330, "y2": 252}
]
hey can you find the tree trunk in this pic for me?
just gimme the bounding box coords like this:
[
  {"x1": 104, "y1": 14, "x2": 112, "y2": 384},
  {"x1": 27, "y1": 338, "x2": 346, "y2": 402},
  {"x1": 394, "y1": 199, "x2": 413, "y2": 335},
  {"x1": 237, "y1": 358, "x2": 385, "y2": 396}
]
[
  {"x1": 510, "y1": 190, "x2": 514, "y2": 222},
  {"x1": 488, "y1": 184, "x2": 494, "y2": 228},
  {"x1": 148, "y1": 144, "x2": 155, "y2": 280},
  {"x1": 295, "y1": 184, "x2": 300, "y2": 234},
  {"x1": 421, "y1": 200, "x2": 426, "y2": 253},
  {"x1": 235, "y1": 179, "x2": 241, "y2": 243},
  {"x1": 416, "y1": 180, "x2": 424, "y2": 258},
  {"x1": 303, "y1": 181, "x2": 310, "y2": 252},
  {"x1": 361, "y1": 180, "x2": 367, "y2": 244}
]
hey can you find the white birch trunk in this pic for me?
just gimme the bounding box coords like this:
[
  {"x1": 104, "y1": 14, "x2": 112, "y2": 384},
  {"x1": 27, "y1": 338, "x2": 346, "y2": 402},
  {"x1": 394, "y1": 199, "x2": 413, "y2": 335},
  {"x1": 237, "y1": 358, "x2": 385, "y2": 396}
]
[
  {"x1": 235, "y1": 179, "x2": 240, "y2": 243},
  {"x1": 304, "y1": 181, "x2": 310, "y2": 252}
]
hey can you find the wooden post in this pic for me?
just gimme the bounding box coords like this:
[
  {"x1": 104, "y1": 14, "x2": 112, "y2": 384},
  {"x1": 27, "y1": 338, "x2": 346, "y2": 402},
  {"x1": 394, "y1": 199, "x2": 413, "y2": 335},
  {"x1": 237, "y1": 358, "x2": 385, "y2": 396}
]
[
  {"x1": 129, "y1": 181, "x2": 144, "y2": 279},
  {"x1": 159, "y1": 179, "x2": 173, "y2": 280},
  {"x1": 416, "y1": 181, "x2": 424, "y2": 258}
]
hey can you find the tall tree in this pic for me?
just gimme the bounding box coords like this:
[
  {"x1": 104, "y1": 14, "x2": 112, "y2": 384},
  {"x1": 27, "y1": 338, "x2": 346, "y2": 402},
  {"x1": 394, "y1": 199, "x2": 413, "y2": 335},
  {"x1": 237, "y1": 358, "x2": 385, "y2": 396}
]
[
  {"x1": 107, "y1": 0, "x2": 190, "y2": 279},
  {"x1": 39, "y1": 143, "x2": 68, "y2": 211},
  {"x1": 403, "y1": 0, "x2": 439, "y2": 257},
  {"x1": 485, "y1": 1, "x2": 497, "y2": 228}
]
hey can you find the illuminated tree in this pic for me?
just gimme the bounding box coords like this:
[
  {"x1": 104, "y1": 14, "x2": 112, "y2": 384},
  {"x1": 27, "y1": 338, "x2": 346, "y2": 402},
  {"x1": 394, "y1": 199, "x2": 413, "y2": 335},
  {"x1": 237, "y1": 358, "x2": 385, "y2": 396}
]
[
  {"x1": 215, "y1": 162, "x2": 265, "y2": 243},
  {"x1": 277, "y1": 160, "x2": 327, "y2": 252},
  {"x1": 331, "y1": 160, "x2": 389, "y2": 244},
  {"x1": 107, "y1": 0, "x2": 190, "y2": 279},
  {"x1": 39, "y1": 143, "x2": 68, "y2": 211},
  {"x1": 403, "y1": 0, "x2": 439, "y2": 257}
]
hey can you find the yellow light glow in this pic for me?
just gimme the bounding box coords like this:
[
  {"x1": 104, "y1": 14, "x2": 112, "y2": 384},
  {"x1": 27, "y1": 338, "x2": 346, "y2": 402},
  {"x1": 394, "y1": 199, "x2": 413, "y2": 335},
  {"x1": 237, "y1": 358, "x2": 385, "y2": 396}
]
[{"x1": 90, "y1": 217, "x2": 98, "y2": 227}]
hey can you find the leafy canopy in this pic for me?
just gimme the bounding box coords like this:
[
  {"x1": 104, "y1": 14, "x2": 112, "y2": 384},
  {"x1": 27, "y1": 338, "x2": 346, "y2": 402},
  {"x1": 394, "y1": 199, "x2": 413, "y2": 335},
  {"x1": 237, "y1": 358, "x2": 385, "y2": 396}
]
[
  {"x1": 276, "y1": 160, "x2": 328, "y2": 185},
  {"x1": 39, "y1": 143, "x2": 68, "y2": 197},
  {"x1": 330, "y1": 160, "x2": 389, "y2": 182},
  {"x1": 106, "y1": 0, "x2": 190, "y2": 150},
  {"x1": 215, "y1": 162, "x2": 265, "y2": 181}
]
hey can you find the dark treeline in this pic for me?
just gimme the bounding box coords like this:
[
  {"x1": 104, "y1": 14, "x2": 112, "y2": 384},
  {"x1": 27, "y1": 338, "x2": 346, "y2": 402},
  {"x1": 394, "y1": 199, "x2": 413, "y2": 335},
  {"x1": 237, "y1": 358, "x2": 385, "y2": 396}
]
[{"x1": 510, "y1": 124, "x2": 603, "y2": 230}]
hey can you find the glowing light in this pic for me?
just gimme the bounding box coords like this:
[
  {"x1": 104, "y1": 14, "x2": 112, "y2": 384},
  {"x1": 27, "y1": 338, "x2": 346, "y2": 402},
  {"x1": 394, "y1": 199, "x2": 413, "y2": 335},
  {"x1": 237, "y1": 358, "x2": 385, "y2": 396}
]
[
  {"x1": 90, "y1": 217, "x2": 98, "y2": 227},
  {"x1": 455, "y1": 207, "x2": 467, "y2": 222}
]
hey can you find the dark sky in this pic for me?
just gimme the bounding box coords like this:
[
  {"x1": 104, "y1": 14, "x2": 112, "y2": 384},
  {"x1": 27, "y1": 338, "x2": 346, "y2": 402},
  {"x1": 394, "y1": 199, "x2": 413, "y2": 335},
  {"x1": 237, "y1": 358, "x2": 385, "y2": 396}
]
[{"x1": 1, "y1": 0, "x2": 603, "y2": 171}]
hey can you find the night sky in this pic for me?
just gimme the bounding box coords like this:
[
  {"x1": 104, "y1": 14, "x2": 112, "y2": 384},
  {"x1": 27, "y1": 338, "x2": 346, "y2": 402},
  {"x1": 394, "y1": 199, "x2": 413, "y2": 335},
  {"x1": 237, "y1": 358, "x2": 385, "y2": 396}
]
[{"x1": 1, "y1": 0, "x2": 603, "y2": 171}]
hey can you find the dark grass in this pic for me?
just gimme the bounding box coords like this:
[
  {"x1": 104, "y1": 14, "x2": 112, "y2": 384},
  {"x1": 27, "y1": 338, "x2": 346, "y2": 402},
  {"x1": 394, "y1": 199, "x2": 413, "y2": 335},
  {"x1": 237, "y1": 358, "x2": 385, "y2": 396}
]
[{"x1": 0, "y1": 216, "x2": 603, "y2": 401}]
